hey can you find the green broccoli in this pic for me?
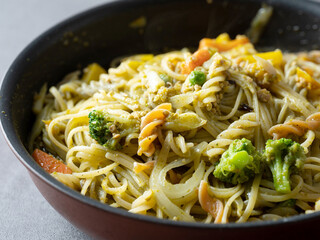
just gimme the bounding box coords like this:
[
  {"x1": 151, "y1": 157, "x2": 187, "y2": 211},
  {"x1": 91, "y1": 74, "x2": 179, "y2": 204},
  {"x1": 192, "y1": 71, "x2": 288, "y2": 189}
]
[
  {"x1": 264, "y1": 138, "x2": 306, "y2": 194},
  {"x1": 159, "y1": 73, "x2": 172, "y2": 83},
  {"x1": 278, "y1": 199, "x2": 296, "y2": 208},
  {"x1": 88, "y1": 110, "x2": 139, "y2": 150},
  {"x1": 213, "y1": 138, "x2": 262, "y2": 185}
]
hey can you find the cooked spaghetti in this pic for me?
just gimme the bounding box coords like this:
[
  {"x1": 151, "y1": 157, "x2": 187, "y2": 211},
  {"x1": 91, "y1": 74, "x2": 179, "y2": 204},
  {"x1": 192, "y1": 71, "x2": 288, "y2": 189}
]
[{"x1": 30, "y1": 33, "x2": 320, "y2": 223}]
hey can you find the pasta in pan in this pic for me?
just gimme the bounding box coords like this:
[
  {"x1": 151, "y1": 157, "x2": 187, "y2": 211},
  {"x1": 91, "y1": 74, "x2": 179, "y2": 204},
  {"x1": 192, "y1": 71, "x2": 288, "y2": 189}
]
[{"x1": 30, "y1": 33, "x2": 320, "y2": 223}]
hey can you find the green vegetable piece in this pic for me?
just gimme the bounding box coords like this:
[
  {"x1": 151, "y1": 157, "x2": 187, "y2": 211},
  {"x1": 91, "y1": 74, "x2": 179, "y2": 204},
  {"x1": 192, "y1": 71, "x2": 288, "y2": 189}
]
[
  {"x1": 159, "y1": 73, "x2": 172, "y2": 83},
  {"x1": 89, "y1": 110, "x2": 111, "y2": 145},
  {"x1": 213, "y1": 138, "x2": 262, "y2": 185},
  {"x1": 88, "y1": 110, "x2": 139, "y2": 150},
  {"x1": 230, "y1": 151, "x2": 251, "y2": 169},
  {"x1": 278, "y1": 199, "x2": 296, "y2": 208},
  {"x1": 88, "y1": 110, "x2": 120, "y2": 150},
  {"x1": 208, "y1": 47, "x2": 216, "y2": 56},
  {"x1": 264, "y1": 138, "x2": 306, "y2": 194},
  {"x1": 189, "y1": 70, "x2": 206, "y2": 86}
]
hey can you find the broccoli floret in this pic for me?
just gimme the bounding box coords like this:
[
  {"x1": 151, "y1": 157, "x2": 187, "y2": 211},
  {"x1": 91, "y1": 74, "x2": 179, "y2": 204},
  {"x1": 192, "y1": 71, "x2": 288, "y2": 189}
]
[
  {"x1": 278, "y1": 199, "x2": 296, "y2": 208},
  {"x1": 213, "y1": 138, "x2": 262, "y2": 185},
  {"x1": 88, "y1": 110, "x2": 138, "y2": 150},
  {"x1": 264, "y1": 138, "x2": 306, "y2": 194},
  {"x1": 89, "y1": 110, "x2": 120, "y2": 150}
]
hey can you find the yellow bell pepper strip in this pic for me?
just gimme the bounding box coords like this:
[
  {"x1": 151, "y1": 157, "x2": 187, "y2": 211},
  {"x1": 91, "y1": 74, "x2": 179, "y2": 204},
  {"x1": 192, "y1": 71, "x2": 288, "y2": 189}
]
[
  {"x1": 199, "y1": 33, "x2": 250, "y2": 53},
  {"x1": 296, "y1": 67, "x2": 320, "y2": 90},
  {"x1": 241, "y1": 49, "x2": 283, "y2": 67},
  {"x1": 81, "y1": 63, "x2": 106, "y2": 83}
]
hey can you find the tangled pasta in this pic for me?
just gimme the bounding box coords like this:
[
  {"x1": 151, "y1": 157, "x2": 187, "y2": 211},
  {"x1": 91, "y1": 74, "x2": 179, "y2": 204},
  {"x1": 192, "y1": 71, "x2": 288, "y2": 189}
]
[{"x1": 30, "y1": 33, "x2": 320, "y2": 224}]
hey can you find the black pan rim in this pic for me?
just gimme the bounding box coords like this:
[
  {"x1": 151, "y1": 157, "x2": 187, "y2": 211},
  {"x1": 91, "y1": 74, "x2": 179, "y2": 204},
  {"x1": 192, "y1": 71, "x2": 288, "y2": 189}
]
[{"x1": 1, "y1": 0, "x2": 320, "y2": 230}]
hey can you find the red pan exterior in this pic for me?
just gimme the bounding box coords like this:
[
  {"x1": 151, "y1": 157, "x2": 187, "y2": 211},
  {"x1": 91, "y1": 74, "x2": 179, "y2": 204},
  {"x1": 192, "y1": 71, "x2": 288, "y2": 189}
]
[{"x1": 28, "y1": 169, "x2": 320, "y2": 240}]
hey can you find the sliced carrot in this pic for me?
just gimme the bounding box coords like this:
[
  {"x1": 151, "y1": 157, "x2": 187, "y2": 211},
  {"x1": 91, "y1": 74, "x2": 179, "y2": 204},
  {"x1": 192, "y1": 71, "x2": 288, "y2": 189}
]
[
  {"x1": 181, "y1": 49, "x2": 211, "y2": 74},
  {"x1": 32, "y1": 149, "x2": 72, "y2": 174},
  {"x1": 198, "y1": 180, "x2": 224, "y2": 223},
  {"x1": 181, "y1": 34, "x2": 249, "y2": 75},
  {"x1": 199, "y1": 35, "x2": 249, "y2": 53}
]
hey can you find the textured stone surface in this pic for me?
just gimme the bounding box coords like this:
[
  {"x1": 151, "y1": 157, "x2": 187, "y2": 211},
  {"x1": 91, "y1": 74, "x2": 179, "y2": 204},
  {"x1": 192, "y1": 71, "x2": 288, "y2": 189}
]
[{"x1": 0, "y1": 1, "x2": 109, "y2": 239}]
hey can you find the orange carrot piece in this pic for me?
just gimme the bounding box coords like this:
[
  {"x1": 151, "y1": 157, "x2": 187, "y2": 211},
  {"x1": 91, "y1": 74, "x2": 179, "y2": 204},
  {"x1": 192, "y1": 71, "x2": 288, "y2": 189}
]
[
  {"x1": 198, "y1": 180, "x2": 224, "y2": 223},
  {"x1": 181, "y1": 35, "x2": 249, "y2": 75},
  {"x1": 199, "y1": 36, "x2": 249, "y2": 52},
  {"x1": 181, "y1": 49, "x2": 211, "y2": 74},
  {"x1": 32, "y1": 149, "x2": 72, "y2": 174}
]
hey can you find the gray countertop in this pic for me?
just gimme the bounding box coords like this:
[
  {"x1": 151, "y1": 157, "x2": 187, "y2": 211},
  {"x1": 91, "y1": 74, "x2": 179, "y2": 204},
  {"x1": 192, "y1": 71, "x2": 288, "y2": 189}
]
[{"x1": 0, "y1": 1, "x2": 110, "y2": 239}]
